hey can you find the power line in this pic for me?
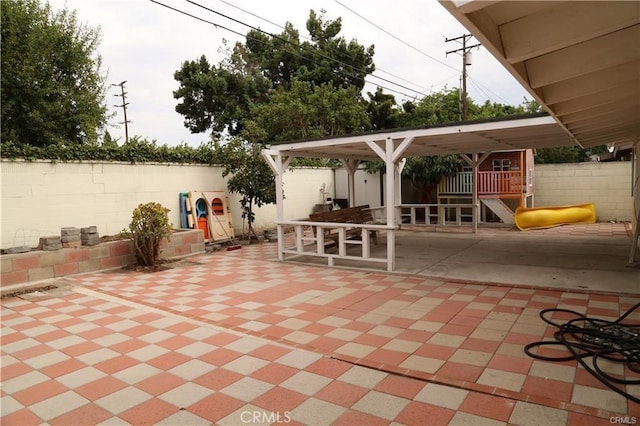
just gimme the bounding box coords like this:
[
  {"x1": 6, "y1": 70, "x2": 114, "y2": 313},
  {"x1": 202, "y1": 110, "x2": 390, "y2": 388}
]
[
  {"x1": 185, "y1": 0, "x2": 431, "y2": 98},
  {"x1": 466, "y1": 75, "x2": 495, "y2": 104},
  {"x1": 335, "y1": 1, "x2": 515, "y2": 108},
  {"x1": 335, "y1": 0, "x2": 459, "y2": 73},
  {"x1": 149, "y1": 0, "x2": 424, "y2": 98},
  {"x1": 216, "y1": 0, "x2": 284, "y2": 33},
  {"x1": 467, "y1": 74, "x2": 509, "y2": 105},
  {"x1": 149, "y1": 0, "x2": 244, "y2": 38},
  {"x1": 215, "y1": 0, "x2": 436, "y2": 95}
]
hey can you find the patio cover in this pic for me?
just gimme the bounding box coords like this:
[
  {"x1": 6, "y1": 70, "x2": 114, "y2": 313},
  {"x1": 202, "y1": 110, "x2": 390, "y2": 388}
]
[
  {"x1": 262, "y1": 114, "x2": 578, "y2": 271},
  {"x1": 263, "y1": 114, "x2": 574, "y2": 161},
  {"x1": 263, "y1": 1, "x2": 640, "y2": 268},
  {"x1": 439, "y1": 0, "x2": 639, "y2": 262},
  {"x1": 439, "y1": 0, "x2": 639, "y2": 150}
]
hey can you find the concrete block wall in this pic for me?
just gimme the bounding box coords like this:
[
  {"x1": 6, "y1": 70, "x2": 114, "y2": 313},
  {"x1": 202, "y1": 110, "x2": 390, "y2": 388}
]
[
  {"x1": 534, "y1": 162, "x2": 633, "y2": 222},
  {"x1": 0, "y1": 160, "x2": 334, "y2": 249},
  {"x1": 0, "y1": 229, "x2": 204, "y2": 288}
]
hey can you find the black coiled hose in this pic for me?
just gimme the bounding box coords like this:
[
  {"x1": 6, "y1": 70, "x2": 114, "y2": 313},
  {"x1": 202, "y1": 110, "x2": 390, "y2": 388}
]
[{"x1": 524, "y1": 302, "x2": 640, "y2": 405}]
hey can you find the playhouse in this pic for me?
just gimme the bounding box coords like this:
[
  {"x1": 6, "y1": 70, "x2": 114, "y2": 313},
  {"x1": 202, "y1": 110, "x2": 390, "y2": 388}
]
[
  {"x1": 436, "y1": 149, "x2": 535, "y2": 225},
  {"x1": 180, "y1": 191, "x2": 235, "y2": 243}
]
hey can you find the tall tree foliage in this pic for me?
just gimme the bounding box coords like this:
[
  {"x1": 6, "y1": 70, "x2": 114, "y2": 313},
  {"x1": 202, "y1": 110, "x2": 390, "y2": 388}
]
[
  {"x1": 173, "y1": 10, "x2": 375, "y2": 230},
  {"x1": 173, "y1": 10, "x2": 375, "y2": 142},
  {"x1": 246, "y1": 81, "x2": 370, "y2": 144},
  {"x1": 1, "y1": 0, "x2": 108, "y2": 146}
]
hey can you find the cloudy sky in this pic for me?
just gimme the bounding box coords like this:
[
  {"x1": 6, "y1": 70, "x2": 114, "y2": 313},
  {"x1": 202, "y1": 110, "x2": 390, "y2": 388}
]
[{"x1": 48, "y1": 0, "x2": 531, "y2": 147}]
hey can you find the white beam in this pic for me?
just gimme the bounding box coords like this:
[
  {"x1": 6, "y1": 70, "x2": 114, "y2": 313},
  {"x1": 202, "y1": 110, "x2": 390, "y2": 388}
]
[
  {"x1": 366, "y1": 139, "x2": 386, "y2": 160},
  {"x1": 392, "y1": 137, "x2": 415, "y2": 163},
  {"x1": 552, "y1": 87, "x2": 640, "y2": 117},
  {"x1": 501, "y1": 2, "x2": 639, "y2": 64},
  {"x1": 542, "y1": 61, "x2": 639, "y2": 105},
  {"x1": 526, "y1": 25, "x2": 638, "y2": 88},
  {"x1": 342, "y1": 159, "x2": 361, "y2": 207}
]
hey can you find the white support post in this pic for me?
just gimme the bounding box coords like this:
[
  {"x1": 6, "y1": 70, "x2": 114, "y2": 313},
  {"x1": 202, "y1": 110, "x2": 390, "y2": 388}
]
[
  {"x1": 460, "y1": 152, "x2": 490, "y2": 234},
  {"x1": 365, "y1": 137, "x2": 416, "y2": 272},
  {"x1": 385, "y1": 137, "x2": 396, "y2": 271},
  {"x1": 262, "y1": 150, "x2": 291, "y2": 261},
  {"x1": 275, "y1": 156, "x2": 286, "y2": 259},
  {"x1": 395, "y1": 159, "x2": 406, "y2": 222},
  {"x1": 342, "y1": 159, "x2": 361, "y2": 207},
  {"x1": 472, "y1": 152, "x2": 478, "y2": 234},
  {"x1": 338, "y1": 228, "x2": 347, "y2": 256}
]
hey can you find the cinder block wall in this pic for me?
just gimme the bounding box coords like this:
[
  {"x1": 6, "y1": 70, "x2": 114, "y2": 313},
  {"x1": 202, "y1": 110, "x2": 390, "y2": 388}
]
[
  {"x1": 0, "y1": 160, "x2": 334, "y2": 249},
  {"x1": 534, "y1": 162, "x2": 633, "y2": 221},
  {"x1": 0, "y1": 229, "x2": 204, "y2": 288}
]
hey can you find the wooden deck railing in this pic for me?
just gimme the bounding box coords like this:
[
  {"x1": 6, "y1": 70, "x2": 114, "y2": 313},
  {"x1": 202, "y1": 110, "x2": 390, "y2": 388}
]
[{"x1": 438, "y1": 171, "x2": 523, "y2": 195}]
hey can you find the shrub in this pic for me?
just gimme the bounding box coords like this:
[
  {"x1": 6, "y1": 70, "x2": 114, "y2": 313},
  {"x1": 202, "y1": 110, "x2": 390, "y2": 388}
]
[{"x1": 128, "y1": 202, "x2": 172, "y2": 267}]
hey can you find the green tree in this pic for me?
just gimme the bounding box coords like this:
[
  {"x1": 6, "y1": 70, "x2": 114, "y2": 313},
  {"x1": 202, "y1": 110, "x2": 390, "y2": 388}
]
[
  {"x1": 398, "y1": 88, "x2": 462, "y2": 127},
  {"x1": 1, "y1": 0, "x2": 108, "y2": 146},
  {"x1": 366, "y1": 88, "x2": 400, "y2": 130},
  {"x1": 245, "y1": 81, "x2": 370, "y2": 143},
  {"x1": 213, "y1": 137, "x2": 276, "y2": 240},
  {"x1": 173, "y1": 10, "x2": 375, "y2": 140}
]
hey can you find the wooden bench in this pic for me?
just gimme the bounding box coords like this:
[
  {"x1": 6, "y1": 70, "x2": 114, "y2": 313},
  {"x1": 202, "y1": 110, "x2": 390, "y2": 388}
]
[{"x1": 309, "y1": 205, "x2": 378, "y2": 245}]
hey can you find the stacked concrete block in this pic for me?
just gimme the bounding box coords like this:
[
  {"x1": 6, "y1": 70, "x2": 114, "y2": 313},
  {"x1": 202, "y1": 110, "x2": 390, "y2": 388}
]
[
  {"x1": 39, "y1": 236, "x2": 62, "y2": 251},
  {"x1": 61, "y1": 227, "x2": 82, "y2": 248},
  {"x1": 81, "y1": 226, "x2": 100, "y2": 246}
]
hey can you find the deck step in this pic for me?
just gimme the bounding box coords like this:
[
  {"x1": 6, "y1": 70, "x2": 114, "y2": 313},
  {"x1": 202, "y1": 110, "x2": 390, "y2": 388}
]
[{"x1": 480, "y1": 198, "x2": 515, "y2": 224}]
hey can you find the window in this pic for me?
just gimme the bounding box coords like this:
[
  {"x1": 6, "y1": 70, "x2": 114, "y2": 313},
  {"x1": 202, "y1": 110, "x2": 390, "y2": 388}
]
[{"x1": 492, "y1": 159, "x2": 510, "y2": 172}]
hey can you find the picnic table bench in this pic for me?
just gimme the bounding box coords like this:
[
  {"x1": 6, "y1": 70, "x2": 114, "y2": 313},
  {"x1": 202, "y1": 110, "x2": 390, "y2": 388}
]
[{"x1": 309, "y1": 204, "x2": 378, "y2": 245}]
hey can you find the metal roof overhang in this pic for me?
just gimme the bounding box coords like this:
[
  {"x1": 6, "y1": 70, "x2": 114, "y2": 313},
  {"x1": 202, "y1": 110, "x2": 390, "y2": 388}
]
[
  {"x1": 267, "y1": 114, "x2": 575, "y2": 160},
  {"x1": 439, "y1": 0, "x2": 640, "y2": 150}
]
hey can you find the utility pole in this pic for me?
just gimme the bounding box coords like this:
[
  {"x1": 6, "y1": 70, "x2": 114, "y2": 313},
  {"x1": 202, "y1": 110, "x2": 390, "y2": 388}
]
[
  {"x1": 111, "y1": 81, "x2": 131, "y2": 143},
  {"x1": 445, "y1": 34, "x2": 481, "y2": 121}
]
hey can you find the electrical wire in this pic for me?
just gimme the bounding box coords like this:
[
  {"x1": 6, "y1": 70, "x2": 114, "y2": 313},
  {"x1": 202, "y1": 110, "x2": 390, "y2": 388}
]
[
  {"x1": 524, "y1": 303, "x2": 640, "y2": 404},
  {"x1": 185, "y1": 0, "x2": 431, "y2": 98},
  {"x1": 149, "y1": 0, "x2": 422, "y2": 99},
  {"x1": 214, "y1": 0, "x2": 437, "y2": 95},
  {"x1": 467, "y1": 73, "x2": 510, "y2": 105},
  {"x1": 334, "y1": 0, "x2": 459, "y2": 73}
]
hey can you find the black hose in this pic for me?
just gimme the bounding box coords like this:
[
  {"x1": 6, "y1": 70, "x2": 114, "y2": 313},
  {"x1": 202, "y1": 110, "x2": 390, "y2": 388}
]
[{"x1": 524, "y1": 302, "x2": 640, "y2": 405}]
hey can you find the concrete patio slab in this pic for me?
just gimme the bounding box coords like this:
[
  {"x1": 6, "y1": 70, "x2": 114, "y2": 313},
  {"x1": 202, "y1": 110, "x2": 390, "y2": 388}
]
[{"x1": 1, "y1": 223, "x2": 638, "y2": 425}]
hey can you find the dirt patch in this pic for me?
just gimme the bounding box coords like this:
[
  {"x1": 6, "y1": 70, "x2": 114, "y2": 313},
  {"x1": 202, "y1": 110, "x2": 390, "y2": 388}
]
[
  {"x1": 120, "y1": 257, "x2": 205, "y2": 273},
  {"x1": 2, "y1": 285, "x2": 58, "y2": 299}
]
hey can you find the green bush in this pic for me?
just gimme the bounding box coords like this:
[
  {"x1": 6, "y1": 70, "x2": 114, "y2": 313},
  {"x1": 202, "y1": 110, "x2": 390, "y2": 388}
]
[
  {"x1": 128, "y1": 202, "x2": 172, "y2": 267},
  {"x1": 0, "y1": 138, "x2": 332, "y2": 167}
]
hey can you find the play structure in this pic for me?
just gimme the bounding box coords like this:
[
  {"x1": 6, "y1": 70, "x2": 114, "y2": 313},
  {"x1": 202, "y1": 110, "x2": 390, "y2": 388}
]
[
  {"x1": 180, "y1": 191, "x2": 235, "y2": 243},
  {"x1": 514, "y1": 203, "x2": 596, "y2": 230}
]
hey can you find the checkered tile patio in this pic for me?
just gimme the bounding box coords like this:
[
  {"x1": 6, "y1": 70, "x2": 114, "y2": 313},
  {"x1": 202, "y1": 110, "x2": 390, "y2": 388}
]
[{"x1": 1, "y1": 227, "x2": 638, "y2": 425}]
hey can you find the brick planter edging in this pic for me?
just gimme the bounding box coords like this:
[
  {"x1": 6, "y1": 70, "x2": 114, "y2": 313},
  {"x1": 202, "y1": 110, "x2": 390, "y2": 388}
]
[{"x1": 0, "y1": 229, "x2": 205, "y2": 289}]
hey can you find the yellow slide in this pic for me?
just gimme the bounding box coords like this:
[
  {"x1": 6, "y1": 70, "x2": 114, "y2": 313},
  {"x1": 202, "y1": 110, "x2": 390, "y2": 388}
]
[{"x1": 515, "y1": 203, "x2": 596, "y2": 231}]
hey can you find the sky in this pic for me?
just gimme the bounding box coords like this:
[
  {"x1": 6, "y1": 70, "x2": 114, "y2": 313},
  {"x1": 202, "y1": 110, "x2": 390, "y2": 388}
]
[{"x1": 48, "y1": 0, "x2": 532, "y2": 147}]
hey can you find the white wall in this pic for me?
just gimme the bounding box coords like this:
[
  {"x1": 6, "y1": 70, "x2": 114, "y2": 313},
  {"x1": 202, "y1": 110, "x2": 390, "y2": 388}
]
[
  {"x1": 334, "y1": 168, "x2": 382, "y2": 207},
  {"x1": 0, "y1": 160, "x2": 333, "y2": 249},
  {"x1": 3, "y1": 159, "x2": 636, "y2": 249},
  {"x1": 534, "y1": 162, "x2": 633, "y2": 221}
]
